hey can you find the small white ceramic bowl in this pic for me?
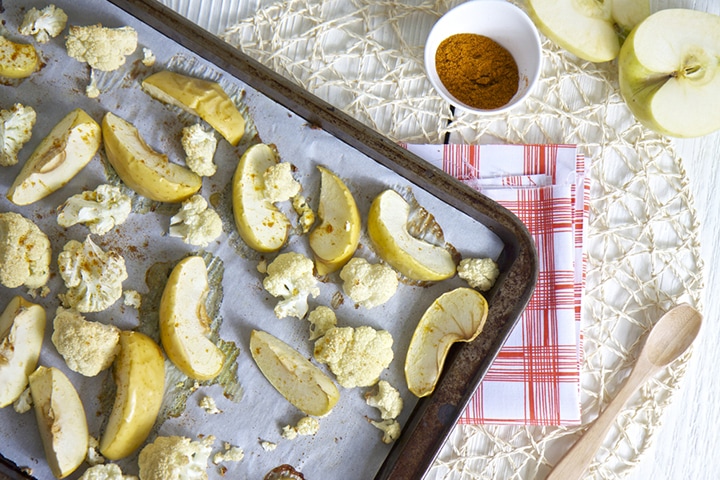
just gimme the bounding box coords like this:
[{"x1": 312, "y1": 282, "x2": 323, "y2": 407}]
[{"x1": 424, "y1": 0, "x2": 542, "y2": 114}]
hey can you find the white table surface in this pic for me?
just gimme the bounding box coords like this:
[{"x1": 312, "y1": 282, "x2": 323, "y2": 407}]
[{"x1": 161, "y1": 1, "x2": 718, "y2": 478}]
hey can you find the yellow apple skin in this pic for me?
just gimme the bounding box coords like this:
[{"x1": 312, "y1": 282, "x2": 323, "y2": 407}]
[
  {"x1": 0, "y1": 36, "x2": 38, "y2": 79},
  {"x1": 99, "y1": 331, "x2": 165, "y2": 460},
  {"x1": 102, "y1": 112, "x2": 202, "y2": 203},
  {"x1": 142, "y1": 70, "x2": 245, "y2": 146},
  {"x1": 29, "y1": 366, "x2": 89, "y2": 479},
  {"x1": 250, "y1": 329, "x2": 340, "y2": 417},
  {"x1": 405, "y1": 288, "x2": 489, "y2": 397},
  {"x1": 159, "y1": 256, "x2": 225, "y2": 381},
  {"x1": 367, "y1": 189, "x2": 456, "y2": 282},
  {"x1": 0, "y1": 297, "x2": 45, "y2": 407},
  {"x1": 618, "y1": 9, "x2": 720, "y2": 138},
  {"x1": 232, "y1": 143, "x2": 290, "y2": 252},
  {"x1": 8, "y1": 109, "x2": 101, "y2": 206},
  {"x1": 309, "y1": 166, "x2": 361, "y2": 275}
]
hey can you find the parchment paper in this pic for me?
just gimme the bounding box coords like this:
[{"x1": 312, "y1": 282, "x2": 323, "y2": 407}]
[{"x1": 0, "y1": 1, "x2": 504, "y2": 478}]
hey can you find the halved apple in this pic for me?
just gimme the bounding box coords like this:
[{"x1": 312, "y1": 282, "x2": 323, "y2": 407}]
[
  {"x1": 526, "y1": 0, "x2": 650, "y2": 63},
  {"x1": 405, "y1": 288, "x2": 489, "y2": 397},
  {"x1": 618, "y1": 8, "x2": 720, "y2": 138},
  {"x1": 99, "y1": 331, "x2": 165, "y2": 460},
  {"x1": 308, "y1": 166, "x2": 361, "y2": 275},
  {"x1": 142, "y1": 70, "x2": 245, "y2": 146},
  {"x1": 250, "y1": 329, "x2": 339, "y2": 417},
  {"x1": 0, "y1": 296, "x2": 45, "y2": 408},
  {"x1": 232, "y1": 143, "x2": 290, "y2": 252},
  {"x1": 102, "y1": 112, "x2": 201, "y2": 203},
  {"x1": 7, "y1": 109, "x2": 101, "y2": 206},
  {"x1": 159, "y1": 256, "x2": 225, "y2": 381},
  {"x1": 0, "y1": 35, "x2": 38, "y2": 79},
  {"x1": 367, "y1": 189, "x2": 455, "y2": 282},
  {"x1": 28, "y1": 366, "x2": 88, "y2": 479}
]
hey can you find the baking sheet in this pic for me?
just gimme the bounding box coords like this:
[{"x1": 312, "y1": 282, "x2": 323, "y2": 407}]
[{"x1": 0, "y1": 1, "x2": 535, "y2": 479}]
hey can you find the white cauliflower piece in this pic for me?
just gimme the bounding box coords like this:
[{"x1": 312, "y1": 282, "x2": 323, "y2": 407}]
[
  {"x1": 457, "y1": 257, "x2": 500, "y2": 291},
  {"x1": 182, "y1": 124, "x2": 217, "y2": 177},
  {"x1": 58, "y1": 236, "x2": 128, "y2": 313},
  {"x1": 314, "y1": 326, "x2": 394, "y2": 388},
  {"x1": 86, "y1": 69, "x2": 101, "y2": 98},
  {"x1": 292, "y1": 194, "x2": 315, "y2": 233},
  {"x1": 51, "y1": 307, "x2": 120, "y2": 376},
  {"x1": 0, "y1": 103, "x2": 36, "y2": 167},
  {"x1": 263, "y1": 252, "x2": 320, "y2": 319},
  {"x1": 340, "y1": 257, "x2": 398, "y2": 308},
  {"x1": 280, "y1": 425, "x2": 298, "y2": 440},
  {"x1": 65, "y1": 24, "x2": 138, "y2": 71},
  {"x1": 169, "y1": 194, "x2": 223, "y2": 247},
  {"x1": 212, "y1": 443, "x2": 244, "y2": 464},
  {"x1": 19, "y1": 5, "x2": 68, "y2": 44},
  {"x1": 12, "y1": 387, "x2": 32, "y2": 414},
  {"x1": 260, "y1": 441, "x2": 277, "y2": 452},
  {"x1": 86, "y1": 436, "x2": 105, "y2": 467},
  {"x1": 307, "y1": 306, "x2": 336, "y2": 341},
  {"x1": 141, "y1": 47, "x2": 156, "y2": 67},
  {"x1": 123, "y1": 290, "x2": 141, "y2": 309},
  {"x1": 365, "y1": 380, "x2": 403, "y2": 420},
  {"x1": 138, "y1": 435, "x2": 215, "y2": 480},
  {"x1": 294, "y1": 416, "x2": 320, "y2": 436},
  {"x1": 57, "y1": 184, "x2": 132, "y2": 235},
  {"x1": 263, "y1": 162, "x2": 301, "y2": 203},
  {"x1": 79, "y1": 463, "x2": 137, "y2": 480},
  {"x1": 370, "y1": 419, "x2": 401, "y2": 444},
  {"x1": 0, "y1": 212, "x2": 51, "y2": 289}
]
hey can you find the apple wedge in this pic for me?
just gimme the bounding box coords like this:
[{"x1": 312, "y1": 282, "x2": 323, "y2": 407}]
[
  {"x1": 28, "y1": 366, "x2": 88, "y2": 479},
  {"x1": 0, "y1": 35, "x2": 38, "y2": 79},
  {"x1": 159, "y1": 256, "x2": 225, "y2": 381},
  {"x1": 367, "y1": 189, "x2": 456, "y2": 282},
  {"x1": 7, "y1": 109, "x2": 101, "y2": 206},
  {"x1": 232, "y1": 143, "x2": 291, "y2": 252},
  {"x1": 309, "y1": 166, "x2": 361, "y2": 275},
  {"x1": 526, "y1": 0, "x2": 650, "y2": 63},
  {"x1": 250, "y1": 329, "x2": 339, "y2": 417},
  {"x1": 618, "y1": 8, "x2": 720, "y2": 138},
  {"x1": 0, "y1": 296, "x2": 45, "y2": 408},
  {"x1": 99, "y1": 330, "x2": 165, "y2": 460},
  {"x1": 142, "y1": 70, "x2": 245, "y2": 146},
  {"x1": 405, "y1": 288, "x2": 489, "y2": 397},
  {"x1": 102, "y1": 112, "x2": 202, "y2": 203}
]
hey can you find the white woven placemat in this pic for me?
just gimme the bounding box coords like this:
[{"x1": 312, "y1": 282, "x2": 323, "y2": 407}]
[{"x1": 162, "y1": 0, "x2": 705, "y2": 477}]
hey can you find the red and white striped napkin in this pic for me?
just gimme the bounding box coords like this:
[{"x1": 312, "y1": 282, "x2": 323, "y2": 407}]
[{"x1": 403, "y1": 144, "x2": 586, "y2": 426}]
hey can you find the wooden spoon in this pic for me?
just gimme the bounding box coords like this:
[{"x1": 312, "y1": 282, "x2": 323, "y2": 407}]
[{"x1": 546, "y1": 304, "x2": 702, "y2": 480}]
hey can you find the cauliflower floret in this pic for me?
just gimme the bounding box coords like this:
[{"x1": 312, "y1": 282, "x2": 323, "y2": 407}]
[
  {"x1": 86, "y1": 69, "x2": 101, "y2": 98},
  {"x1": 0, "y1": 103, "x2": 36, "y2": 167},
  {"x1": 79, "y1": 463, "x2": 137, "y2": 480},
  {"x1": 263, "y1": 162, "x2": 301, "y2": 203},
  {"x1": 263, "y1": 252, "x2": 320, "y2": 319},
  {"x1": 340, "y1": 257, "x2": 398, "y2": 308},
  {"x1": 295, "y1": 416, "x2": 320, "y2": 436},
  {"x1": 370, "y1": 419, "x2": 401, "y2": 444},
  {"x1": 86, "y1": 436, "x2": 105, "y2": 467},
  {"x1": 212, "y1": 443, "x2": 244, "y2": 465},
  {"x1": 0, "y1": 212, "x2": 51, "y2": 289},
  {"x1": 292, "y1": 194, "x2": 315, "y2": 233},
  {"x1": 65, "y1": 24, "x2": 138, "y2": 72},
  {"x1": 57, "y1": 236, "x2": 128, "y2": 313},
  {"x1": 260, "y1": 441, "x2": 277, "y2": 452},
  {"x1": 313, "y1": 326, "x2": 394, "y2": 388},
  {"x1": 12, "y1": 387, "x2": 32, "y2": 414},
  {"x1": 307, "y1": 306, "x2": 336, "y2": 341},
  {"x1": 182, "y1": 124, "x2": 218, "y2": 177},
  {"x1": 51, "y1": 307, "x2": 120, "y2": 376},
  {"x1": 57, "y1": 184, "x2": 132, "y2": 235},
  {"x1": 457, "y1": 257, "x2": 500, "y2": 291},
  {"x1": 123, "y1": 290, "x2": 141, "y2": 309},
  {"x1": 280, "y1": 424, "x2": 298, "y2": 440},
  {"x1": 365, "y1": 380, "x2": 403, "y2": 420},
  {"x1": 169, "y1": 194, "x2": 223, "y2": 247},
  {"x1": 19, "y1": 5, "x2": 68, "y2": 44},
  {"x1": 141, "y1": 47, "x2": 156, "y2": 67},
  {"x1": 138, "y1": 435, "x2": 215, "y2": 480}
]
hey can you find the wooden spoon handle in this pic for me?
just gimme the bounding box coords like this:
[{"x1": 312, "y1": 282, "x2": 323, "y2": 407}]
[{"x1": 546, "y1": 360, "x2": 655, "y2": 480}]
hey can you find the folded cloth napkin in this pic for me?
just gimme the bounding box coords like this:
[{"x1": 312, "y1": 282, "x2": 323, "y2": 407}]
[{"x1": 403, "y1": 144, "x2": 586, "y2": 426}]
